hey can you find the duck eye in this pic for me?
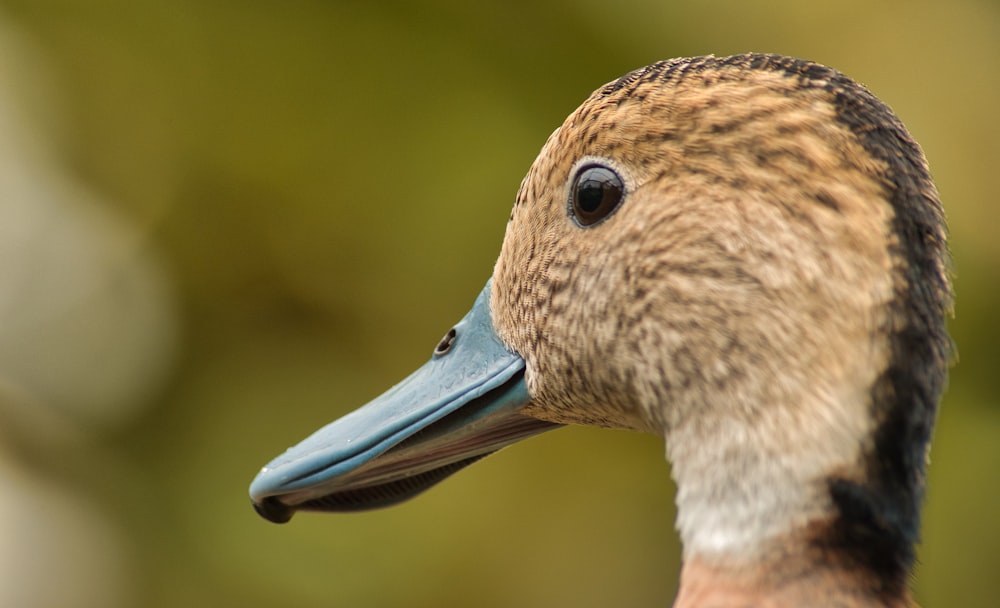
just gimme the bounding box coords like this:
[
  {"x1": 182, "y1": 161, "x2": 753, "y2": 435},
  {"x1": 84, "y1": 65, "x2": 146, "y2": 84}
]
[{"x1": 570, "y1": 164, "x2": 625, "y2": 227}]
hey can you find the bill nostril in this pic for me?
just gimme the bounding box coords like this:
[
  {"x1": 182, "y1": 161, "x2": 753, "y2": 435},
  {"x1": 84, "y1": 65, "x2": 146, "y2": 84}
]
[{"x1": 433, "y1": 328, "x2": 457, "y2": 357}]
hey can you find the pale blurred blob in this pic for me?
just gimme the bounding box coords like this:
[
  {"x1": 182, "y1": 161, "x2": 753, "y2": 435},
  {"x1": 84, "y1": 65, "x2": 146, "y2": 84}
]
[
  {"x1": 0, "y1": 23, "x2": 177, "y2": 432},
  {"x1": 0, "y1": 17, "x2": 177, "y2": 608},
  {"x1": 0, "y1": 455, "x2": 133, "y2": 608}
]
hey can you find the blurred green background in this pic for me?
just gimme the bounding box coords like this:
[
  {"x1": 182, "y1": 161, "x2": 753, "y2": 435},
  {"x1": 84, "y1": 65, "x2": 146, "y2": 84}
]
[{"x1": 0, "y1": 1, "x2": 996, "y2": 606}]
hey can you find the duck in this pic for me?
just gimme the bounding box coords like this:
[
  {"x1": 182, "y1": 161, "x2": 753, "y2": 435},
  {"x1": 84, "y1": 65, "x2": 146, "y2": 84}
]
[{"x1": 249, "y1": 53, "x2": 952, "y2": 607}]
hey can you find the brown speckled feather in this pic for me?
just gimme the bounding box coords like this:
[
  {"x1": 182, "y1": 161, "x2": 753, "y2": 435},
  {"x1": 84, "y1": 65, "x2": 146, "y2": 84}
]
[{"x1": 491, "y1": 54, "x2": 951, "y2": 606}]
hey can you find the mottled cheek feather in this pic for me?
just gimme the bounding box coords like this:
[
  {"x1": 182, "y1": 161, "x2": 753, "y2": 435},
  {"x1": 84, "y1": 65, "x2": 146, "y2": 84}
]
[
  {"x1": 493, "y1": 53, "x2": 950, "y2": 603},
  {"x1": 497, "y1": 64, "x2": 893, "y2": 433}
]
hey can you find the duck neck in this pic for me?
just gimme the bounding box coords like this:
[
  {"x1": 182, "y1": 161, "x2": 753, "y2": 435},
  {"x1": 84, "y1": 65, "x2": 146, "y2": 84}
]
[
  {"x1": 665, "y1": 405, "x2": 915, "y2": 606},
  {"x1": 674, "y1": 549, "x2": 913, "y2": 608}
]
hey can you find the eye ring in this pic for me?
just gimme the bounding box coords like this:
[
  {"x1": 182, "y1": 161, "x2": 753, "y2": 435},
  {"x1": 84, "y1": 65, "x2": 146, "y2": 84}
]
[{"x1": 569, "y1": 163, "x2": 625, "y2": 227}]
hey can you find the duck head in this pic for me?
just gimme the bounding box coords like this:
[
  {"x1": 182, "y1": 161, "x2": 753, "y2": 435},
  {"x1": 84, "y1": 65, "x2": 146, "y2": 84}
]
[{"x1": 250, "y1": 54, "x2": 951, "y2": 605}]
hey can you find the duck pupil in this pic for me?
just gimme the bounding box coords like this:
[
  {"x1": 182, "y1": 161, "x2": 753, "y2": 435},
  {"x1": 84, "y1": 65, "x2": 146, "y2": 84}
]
[
  {"x1": 578, "y1": 181, "x2": 604, "y2": 213},
  {"x1": 572, "y1": 165, "x2": 624, "y2": 226}
]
